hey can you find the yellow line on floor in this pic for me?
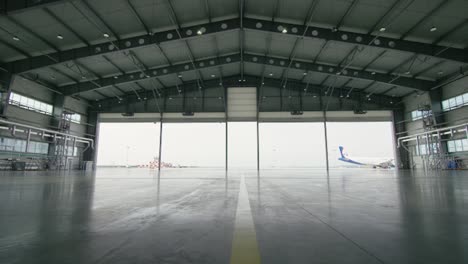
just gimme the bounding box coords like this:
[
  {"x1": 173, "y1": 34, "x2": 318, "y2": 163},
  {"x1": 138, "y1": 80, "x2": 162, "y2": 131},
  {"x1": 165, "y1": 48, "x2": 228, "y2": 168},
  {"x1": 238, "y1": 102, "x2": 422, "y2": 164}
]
[{"x1": 230, "y1": 175, "x2": 261, "y2": 264}]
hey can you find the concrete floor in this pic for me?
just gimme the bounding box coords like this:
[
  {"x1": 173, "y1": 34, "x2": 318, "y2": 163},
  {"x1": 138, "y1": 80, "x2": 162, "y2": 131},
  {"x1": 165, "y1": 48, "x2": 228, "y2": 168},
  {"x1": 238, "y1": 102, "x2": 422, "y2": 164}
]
[{"x1": 0, "y1": 168, "x2": 467, "y2": 264}]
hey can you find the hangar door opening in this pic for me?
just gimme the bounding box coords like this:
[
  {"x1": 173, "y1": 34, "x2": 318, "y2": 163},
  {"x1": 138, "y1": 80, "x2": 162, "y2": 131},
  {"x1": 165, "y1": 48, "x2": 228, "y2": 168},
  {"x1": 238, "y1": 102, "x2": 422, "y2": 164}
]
[
  {"x1": 162, "y1": 123, "x2": 225, "y2": 169},
  {"x1": 96, "y1": 122, "x2": 160, "y2": 168},
  {"x1": 228, "y1": 122, "x2": 258, "y2": 169},
  {"x1": 259, "y1": 123, "x2": 326, "y2": 169},
  {"x1": 326, "y1": 122, "x2": 396, "y2": 169}
]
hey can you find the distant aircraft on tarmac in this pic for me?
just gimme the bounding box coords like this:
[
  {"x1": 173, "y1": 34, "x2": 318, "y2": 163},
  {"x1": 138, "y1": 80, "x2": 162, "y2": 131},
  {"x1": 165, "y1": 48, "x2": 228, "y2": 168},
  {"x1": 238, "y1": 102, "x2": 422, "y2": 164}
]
[{"x1": 338, "y1": 146, "x2": 394, "y2": 169}]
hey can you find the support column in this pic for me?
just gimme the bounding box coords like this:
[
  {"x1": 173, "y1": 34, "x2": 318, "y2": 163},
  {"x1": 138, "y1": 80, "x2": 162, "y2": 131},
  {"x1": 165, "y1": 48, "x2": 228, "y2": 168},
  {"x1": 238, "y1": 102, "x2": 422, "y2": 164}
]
[
  {"x1": 158, "y1": 114, "x2": 163, "y2": 171},
  {"x1": 393, "y1": 108, "x2": 410, "y2": 169},
  {"x1": 429, "y1": 89, "x2": 445, "y2": 126},
  {"x1": 225, "y1": 122, "x2": 228, "y2": 171},
  {"x1": 48, "y1": 94, "x2": 66, "y2": 158},
  {"x1": 257, "y1": 120, "x2": 260, "y2": 171},
  {"x1": 224, "y1": 85, "x2": 228, "y2": 171},
  {"x1": 323, "y1": 111, "x2": 329, "y2": 172},
  {"x1": 83, "y1": 110, "x2": 98, "y2": 163},
  {"x1": 50, "y1": 93, "x2": 65, "y2": 129},
  {"x1": 0, "y1": 72, "x2": 13, "y2": 117},
  {"x1": 256, "y1": 85, "x2": 260, "y2": 171}
]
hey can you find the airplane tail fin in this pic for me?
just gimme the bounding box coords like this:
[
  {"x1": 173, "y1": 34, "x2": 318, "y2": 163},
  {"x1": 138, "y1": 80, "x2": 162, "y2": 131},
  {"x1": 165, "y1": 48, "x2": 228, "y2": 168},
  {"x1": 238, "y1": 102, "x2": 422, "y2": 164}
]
[{"x1": 339, "y1": 146, "x2": 346, "y2": 158}]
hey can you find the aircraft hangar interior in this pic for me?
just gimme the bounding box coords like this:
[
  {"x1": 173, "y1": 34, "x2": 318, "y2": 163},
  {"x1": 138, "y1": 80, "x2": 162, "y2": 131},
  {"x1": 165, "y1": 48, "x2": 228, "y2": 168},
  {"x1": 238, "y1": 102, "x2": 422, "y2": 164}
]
[{"x1": 0, "y1": 0, "x2": 467, "y2": 263}]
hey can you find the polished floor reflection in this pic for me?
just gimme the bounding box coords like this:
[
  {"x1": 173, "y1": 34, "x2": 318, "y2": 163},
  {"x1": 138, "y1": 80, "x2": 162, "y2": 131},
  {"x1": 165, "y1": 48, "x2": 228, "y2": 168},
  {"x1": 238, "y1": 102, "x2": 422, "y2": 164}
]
[{"x1": 0, "y1": 168, "x2": 467, "y2": 264}]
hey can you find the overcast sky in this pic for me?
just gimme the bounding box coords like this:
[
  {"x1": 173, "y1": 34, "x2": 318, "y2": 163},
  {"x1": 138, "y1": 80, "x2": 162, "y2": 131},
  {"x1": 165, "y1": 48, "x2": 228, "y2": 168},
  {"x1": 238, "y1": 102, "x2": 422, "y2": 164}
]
[{"x1": 96, "y1": 121, "x2": 394, "y2": 168}]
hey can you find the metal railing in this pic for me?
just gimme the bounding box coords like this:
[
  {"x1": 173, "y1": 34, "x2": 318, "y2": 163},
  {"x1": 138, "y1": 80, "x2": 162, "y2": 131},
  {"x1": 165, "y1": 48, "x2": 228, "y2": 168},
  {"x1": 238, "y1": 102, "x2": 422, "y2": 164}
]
[
  {"x1": 397, "y1": 123, "x2": 468, "y2": 170},
  {"x1": 0, "y1": 118, "x2": 94, "y2": 170}
]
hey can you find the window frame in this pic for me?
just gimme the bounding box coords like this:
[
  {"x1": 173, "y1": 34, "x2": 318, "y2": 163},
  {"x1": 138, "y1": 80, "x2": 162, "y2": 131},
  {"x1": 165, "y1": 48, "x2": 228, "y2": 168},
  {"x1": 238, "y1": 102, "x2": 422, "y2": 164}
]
[{"x1": 8, "y1": 92, "x2": 54, "y2": 116}]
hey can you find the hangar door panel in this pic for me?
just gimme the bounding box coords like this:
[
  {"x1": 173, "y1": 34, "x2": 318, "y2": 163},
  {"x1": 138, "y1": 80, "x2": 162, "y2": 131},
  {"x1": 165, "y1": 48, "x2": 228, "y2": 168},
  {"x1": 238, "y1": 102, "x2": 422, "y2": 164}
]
[{"x1": 227, "y1": 87, "x2": 257, "y2": 121}]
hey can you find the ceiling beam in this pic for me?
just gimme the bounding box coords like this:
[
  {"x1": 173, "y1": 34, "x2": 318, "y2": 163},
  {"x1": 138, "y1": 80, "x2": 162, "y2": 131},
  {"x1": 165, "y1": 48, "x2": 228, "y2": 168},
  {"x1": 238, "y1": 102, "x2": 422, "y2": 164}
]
[
  {"x1": 58, "y1": 52, "x2": 434, "y2": 97},
  {"x1": 1, "y1": 18, "x2": 239, "y2": 74},
  {"x1": 5, "y1": 16, "x2": 60, "y2": 52},
  {"x1": 126, "y1": 0, "x2": 150, "y2": 34},
  {"x1": 78, "y1": 0, "x2": 119, "y2": 40},
  {"x1": 0, "y1": 0, "x2": 66, "y2": 14},
  {"x1": 93, "y1": 74, "x2": 399, "y2": 110},
  {"x1": 432, "y1": 18, "x2": 468, "y2": 45},
  {"x1": 0, "y1": 39, "x2": 30, "y2": 58},
  {"x1": 335, "y1": 0, "x2": 359, "y2": 30},
  {"x1": 3, "y1": 16, "x2": 467, "y2": 75},
  {"x1": 43, "y1": 7, "x2": 90, "y2": 46},
  {"x1": 367, "y1": 0, "x2": 404, "y2": 34},
  {"x1": 60, "y1": 53, "x2": 241, "y2": 95},
  {"x1": 399, "y1": 0, "x2": 450, "y2": 40},
  {"x1": 242, "y1": 18, "x2": 468, "y2": 64}
]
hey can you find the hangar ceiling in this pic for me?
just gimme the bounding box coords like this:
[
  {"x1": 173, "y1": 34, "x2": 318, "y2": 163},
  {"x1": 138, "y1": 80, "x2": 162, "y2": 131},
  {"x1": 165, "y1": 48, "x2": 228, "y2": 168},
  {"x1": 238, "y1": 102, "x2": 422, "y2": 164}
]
[{"x1": 0, "y1": 0, "x2": 467, "y2": 112}]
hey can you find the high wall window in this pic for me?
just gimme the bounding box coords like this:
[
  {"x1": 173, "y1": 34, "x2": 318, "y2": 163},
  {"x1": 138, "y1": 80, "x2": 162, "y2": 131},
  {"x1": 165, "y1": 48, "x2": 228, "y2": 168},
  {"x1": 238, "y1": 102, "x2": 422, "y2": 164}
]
[
  {"x1": 447, "y1": 139, "x2": 468, "y2": 153},
  {"x1": 414, "y1": 142, "x2": 439, "y2": 155},
  {"x1": 441, "y1": 92, "x2": 468, "y2": 111},
  {"x1": 0, "y1": 137, "x2": 49, "y2": 154},
  {"x1": 66, "y1": 113, "x2": 81, "y2": 124},
  {"x1": 55, "y1": 146, "x2": 78, "y2": 156},
  {"x1": 9, "y1": 92, "x2": 53, "y2": 115},
  {"x1": 411, "y1": 109, "x2": 432, "y2": 121}
]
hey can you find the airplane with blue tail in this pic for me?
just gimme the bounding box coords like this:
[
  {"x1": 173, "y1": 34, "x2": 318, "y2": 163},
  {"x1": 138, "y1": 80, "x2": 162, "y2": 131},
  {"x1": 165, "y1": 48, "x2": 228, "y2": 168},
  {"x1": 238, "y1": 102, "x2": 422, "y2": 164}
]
[{"x1": 338, "y1": 146, "x2": 394, "y2": 168}]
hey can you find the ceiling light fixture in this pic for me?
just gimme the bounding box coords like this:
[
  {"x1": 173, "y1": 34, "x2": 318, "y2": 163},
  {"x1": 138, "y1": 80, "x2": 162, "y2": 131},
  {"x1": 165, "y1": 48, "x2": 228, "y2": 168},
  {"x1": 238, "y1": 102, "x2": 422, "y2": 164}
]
[
  {"x1": 405, "y1": 71, "x2": 411, "y2": 75},
  {"x1": 103, "y1": 33, "x2": 110, "y2": 38},
  {"x1": 430, "y1": 26, "x2": 437, "y2": 32},
  {"x1": 269, "y1": 73, "x2": 273, "y2": 76},
  {"x1": 197, "y1": 29, "x2": 203, "y2": 35},
  {"x1": 331, "y1": 27, "x2": 338, "y2": 32},
  {"x1": 57, "y1": 34, "x2": 64, "y2": 40},
  {"x1": 379, "y1": 27, "x2": 386, "y2": 32},
  {"x1": 211, "y1": 74, "x2": 216, "y2": 78},
  {"x1": 282, "y1": 28, "x2": 288, "y2": 34},
  {"x1": 12, "y1": 36, "x2": 20, "y2": 41}
]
